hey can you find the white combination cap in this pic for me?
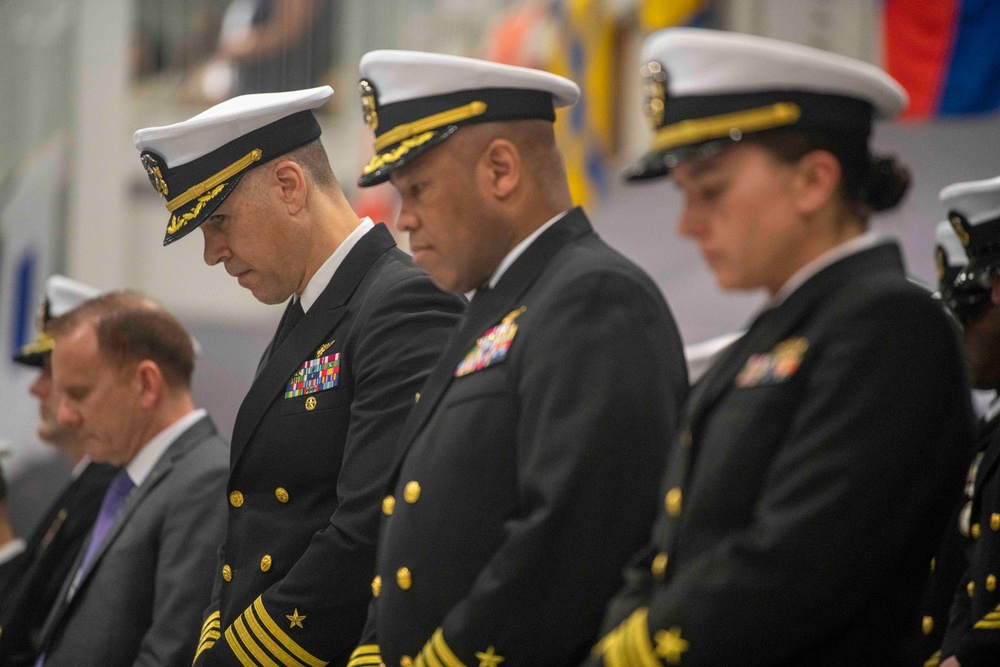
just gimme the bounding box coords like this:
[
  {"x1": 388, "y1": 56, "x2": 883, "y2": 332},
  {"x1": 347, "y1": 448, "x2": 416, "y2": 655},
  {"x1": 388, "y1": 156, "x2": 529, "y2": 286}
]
[
  {"x1": 940, "y1": 174, "x2": 1000, "y2": 291},
  {"x1": 626, "y1": 27, "x2": 908, "y2": 181},
  {"x1": 133, "y1": 86, "x2": 333, "y2": 245},
  {"x1": 14, "y1": 275, "x2": 100, "y2": 366},
  {"x1": 356, "y1": 50, "x2": 580, "y2": 187}
]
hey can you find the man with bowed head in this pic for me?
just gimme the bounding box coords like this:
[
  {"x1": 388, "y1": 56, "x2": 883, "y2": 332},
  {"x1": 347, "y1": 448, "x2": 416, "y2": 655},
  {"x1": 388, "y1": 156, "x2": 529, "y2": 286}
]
[
  {"x1": 37, "y1": 292, "x2": 228, "y2": 666},
  {"x1": 134, "y1": 85, "x2": 463, "y2": 665},
  {"x1": 349, "y1": 50, "x2": 688, "y2": 666}
]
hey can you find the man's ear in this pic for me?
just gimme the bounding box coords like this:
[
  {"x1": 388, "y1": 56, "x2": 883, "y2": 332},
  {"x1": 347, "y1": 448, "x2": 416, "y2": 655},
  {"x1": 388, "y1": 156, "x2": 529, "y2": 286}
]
[
  {"x1": 477, "y1": 139, "x2": 522, "y2": 200},
  {"x1": 792, "y1": 149, "x2": 842, "y2": 217},
  {"x1": 135, "y1": 360, "x2": 164, "y2": 411},
  {"x1": 272, "y1": 160, "x2": 308, "y2": 215}
]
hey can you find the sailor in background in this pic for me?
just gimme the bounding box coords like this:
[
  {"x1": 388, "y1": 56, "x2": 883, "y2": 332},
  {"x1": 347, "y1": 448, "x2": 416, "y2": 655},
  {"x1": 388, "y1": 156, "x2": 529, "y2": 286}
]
[
  {"x1": 0, "y1": 275, "x2": 117, "y2": 667},
  {"x1": 909, "y1": 221, "x2": 984, "y2": 666},
  {"x1": 134, "y1": 86, "x2": 464, "y2": 665},
  {"x1": 935, "y1": 175, "x2": 1000, "y2": 667},
  {"x1": 349, "y1": 50, "x2": 688, "y2": 666},
  {"x1": 590, "y1": 28, "x2": 974, "y2": 666}
]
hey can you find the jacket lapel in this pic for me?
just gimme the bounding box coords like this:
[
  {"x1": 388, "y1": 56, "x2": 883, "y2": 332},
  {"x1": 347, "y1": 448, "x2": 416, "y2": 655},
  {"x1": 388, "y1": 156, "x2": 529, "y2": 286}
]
[
  {"x1": 44, "y1": 417, "x2": 216, "y2": 645},
  {"x1": 230, "y1": 224, "x2": 398, "y2": 460},
  {"x1": 386, "y1": 208, "x2": 593, "y2": 479},
  {"x1": 686, "y1": 243, "x2": 906, "y2": 430}
]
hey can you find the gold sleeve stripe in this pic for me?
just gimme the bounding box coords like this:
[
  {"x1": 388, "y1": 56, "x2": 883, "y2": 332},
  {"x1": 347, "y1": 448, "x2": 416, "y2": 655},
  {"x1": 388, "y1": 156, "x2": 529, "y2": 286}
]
[
  {"x1": 421, "y1": 644, "x2": 446, "y2": 667},
  {"x1": 597, "y1": 624, "x2": 629, "y2": 667},
  {"x1": 245, "y1": 605, "x2": 308, "y2": 667},
  {"x1": 346, "y1": 656, "x2": 384, "y2": 667},
  {"x1": 200, "y1": 620, "x2": 222, "y2": 643},
  {"x1": 974, "y1": 603, "x2": 1000, "y2": 629},
  {"x1": 194, "y1": 639, "x2": 217, "y2": 664},
  {"x1": 166, "y1": 149, "x2": 262, "y2": 212},
  {"x1": 923, "y1": 650, "x2": 941, "y2": 667},
  {"x1": 347, "y1": 644, "x2": 383, "y2": 667},
  {"x1": 252, "y1": 596, "x2": 329, "y2": 667},
  {"x1": 198, "y1": 630, "x2": 221, "y2": 651},
  {"x1": 234, "y1": 617, "x2": 281, "y2": 667},
  {"x1": 429, "y1": 628, "x2": 466, "y2": 667},
  {"x1": 624, "y1": 609, "x2": 661, "y2": 667},
  {"x1": 651, "y1": 103, "x2": 801, "y2": 153},
  {"x1": 225, "y1": 625, "x2": 260, "y2": 667},
  {"x1": 373, "y1": 102, "x2": 487, "y2": 152}
]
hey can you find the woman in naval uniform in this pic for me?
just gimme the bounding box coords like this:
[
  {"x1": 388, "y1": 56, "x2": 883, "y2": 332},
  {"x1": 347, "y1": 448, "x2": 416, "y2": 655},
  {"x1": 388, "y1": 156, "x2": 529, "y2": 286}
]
[{"x1": 588, "y1": 28, "x2": 975, "y2": 667}]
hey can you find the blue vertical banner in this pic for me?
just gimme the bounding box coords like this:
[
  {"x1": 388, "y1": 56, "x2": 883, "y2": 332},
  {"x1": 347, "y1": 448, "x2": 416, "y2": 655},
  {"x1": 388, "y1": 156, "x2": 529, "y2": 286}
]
[{"x1": 10, "y1": 252, "x2": 36, "y2": 358}]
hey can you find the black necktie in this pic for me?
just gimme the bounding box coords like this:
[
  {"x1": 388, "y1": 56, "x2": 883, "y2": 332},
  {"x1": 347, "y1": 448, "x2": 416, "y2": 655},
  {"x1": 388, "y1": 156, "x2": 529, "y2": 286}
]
[{"x1": 273, "y1": 299, "x2": 305, "y2": 352}]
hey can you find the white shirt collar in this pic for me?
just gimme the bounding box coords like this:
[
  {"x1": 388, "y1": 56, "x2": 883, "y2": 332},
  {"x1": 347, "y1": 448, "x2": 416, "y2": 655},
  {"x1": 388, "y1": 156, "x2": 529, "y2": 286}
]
[
  {"x1": 487, "y1": 211, "x2": 568, "y2": 289},
  {"x1": 767, "y1": 231, "x2": 886, "y2": 308},
  {"x1": 70, "y1": 455, "x2": 92, "y2": 479},
  {"x1": 299, "y1": 218, "x2": 375, "y2": 313},
  {"x1": 125, "y1": 408, "x2": 207, "y2": 487},
  {"x1": 985, "y1": 393, "x2": 1000, "y2": 423},
  {"x1": 0, "y1": 538, "x2": 26, "y2": 566}
]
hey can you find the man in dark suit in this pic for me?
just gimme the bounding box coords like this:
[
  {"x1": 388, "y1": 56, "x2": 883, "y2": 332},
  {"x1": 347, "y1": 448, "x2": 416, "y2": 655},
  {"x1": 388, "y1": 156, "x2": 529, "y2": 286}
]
[
  {"x1": 932, "y1": 174, "x2": 1000, "y2": 667},
  {"x1": 37, "y1": 292, "x2": 228, "y2": 666},
  {"x1": 134, "y1": 85, "x2": 464, "y2": 666},
  {"x1": 348, "y1": 51, "x2": 688, "y2": 666},
  {"x1": 589, "y1": 29, "x2": 973, "y2": 666},
  {"x1": 0, "y1": 275, "x2": 118, "y2": 667}
]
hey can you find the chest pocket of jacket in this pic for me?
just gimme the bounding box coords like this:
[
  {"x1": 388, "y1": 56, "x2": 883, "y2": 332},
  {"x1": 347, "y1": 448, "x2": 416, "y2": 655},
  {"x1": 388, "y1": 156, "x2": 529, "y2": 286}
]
[{"x1": 445, "y1": 364, "x2": 510, "y2": 408}]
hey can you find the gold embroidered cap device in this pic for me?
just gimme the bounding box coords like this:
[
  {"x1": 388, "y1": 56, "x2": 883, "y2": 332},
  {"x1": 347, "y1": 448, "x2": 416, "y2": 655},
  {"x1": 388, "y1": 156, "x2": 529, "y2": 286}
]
[
  {"x1": 355, "y1": 49, "x2": 580, "y2": 188},
  {"x1": 625, "y1": 27, "x2": 908, "y2": 181},
  {"x1": 133, "y1": 85, "x2": 333, "y2": 245}
]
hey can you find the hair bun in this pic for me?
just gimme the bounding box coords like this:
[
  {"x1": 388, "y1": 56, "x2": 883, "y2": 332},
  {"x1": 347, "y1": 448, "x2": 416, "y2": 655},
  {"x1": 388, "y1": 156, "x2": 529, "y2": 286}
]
[{"x1": 865, "y1": 154, "x2": 911, "y2": 212}]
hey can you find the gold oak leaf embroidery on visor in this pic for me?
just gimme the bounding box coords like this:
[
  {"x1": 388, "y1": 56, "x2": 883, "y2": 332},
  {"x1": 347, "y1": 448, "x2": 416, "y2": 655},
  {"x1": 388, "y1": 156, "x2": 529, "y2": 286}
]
[
  {"x1": 363, "y1": 131, "x2": 436, "y2": 175},
  {"x1": 166, "y1": 183, "x2": 227, "y2": 236}
]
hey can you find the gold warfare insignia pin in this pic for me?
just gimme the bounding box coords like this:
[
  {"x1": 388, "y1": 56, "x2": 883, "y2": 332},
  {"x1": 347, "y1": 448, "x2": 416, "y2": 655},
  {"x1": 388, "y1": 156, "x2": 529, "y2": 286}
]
[
  {"x1": 141, "y1": 152, "x2": 169, "y2": 198},
  {"x1": 359, "y1": 79, "x2": 379, "y2": 132},
  {"x1": 950, "y1": 213, "x2": 970, "y2": 247},
  {"x1": 640, "y1": 60, "x2": 669, "y2": 129},
  {"x1": 316, "y1": 340, "x2": 335, "y2": 358}
]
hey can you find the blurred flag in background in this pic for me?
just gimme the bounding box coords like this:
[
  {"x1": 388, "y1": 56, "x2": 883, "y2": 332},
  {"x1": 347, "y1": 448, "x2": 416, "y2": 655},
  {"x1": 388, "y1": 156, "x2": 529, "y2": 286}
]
[{"x1": 884, "y1": 0, "x2": 1000, "y2": 119}]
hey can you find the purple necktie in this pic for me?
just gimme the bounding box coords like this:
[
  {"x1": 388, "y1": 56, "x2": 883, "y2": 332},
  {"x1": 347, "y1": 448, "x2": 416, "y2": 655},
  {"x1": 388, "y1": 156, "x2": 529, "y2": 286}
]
[
  {"x1": 36, "y1": 471, "x2": 134, "y2": 667},
  {"x1": 74, "y1": 469, "x2": 134, "y2": 582}
]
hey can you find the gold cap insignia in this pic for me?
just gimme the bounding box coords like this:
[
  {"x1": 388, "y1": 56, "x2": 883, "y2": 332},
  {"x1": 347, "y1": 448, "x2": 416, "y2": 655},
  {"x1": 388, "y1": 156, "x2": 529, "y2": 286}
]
[
  {"x1": 359, "y1": 79, "x2": 379, "y2": 132},
  {"x1": 640, "y1": 61, "x2": 669, "y2": 129},
  {"x1": 935, "y1": 247, "x2": 946, "y2": 281},
  {"x1": 950, "y1": 213, "x2": 970, "y2": 247},
  {"x1": 141, "y1": 152, "x2": 169, "y2": 197}
]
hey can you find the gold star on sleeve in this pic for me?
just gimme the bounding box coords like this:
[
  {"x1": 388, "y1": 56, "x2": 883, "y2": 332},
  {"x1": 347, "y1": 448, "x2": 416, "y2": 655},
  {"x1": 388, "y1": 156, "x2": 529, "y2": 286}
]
[{"x1": 286, "y1": 608, "x2": 307, "y2": 629}]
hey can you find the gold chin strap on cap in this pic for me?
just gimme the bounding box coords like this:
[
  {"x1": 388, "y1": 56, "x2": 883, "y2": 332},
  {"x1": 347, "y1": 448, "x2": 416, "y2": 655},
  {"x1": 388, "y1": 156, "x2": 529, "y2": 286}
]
[
  {"x1": 373, "y1": 101, "x2": 488, "y2": 152},
  {"x1": 652, "y1": 102, "x2": 801, "y2": 153},
  {"x1": 165, "y1": 149, "x2": 263, "y2": 213}
]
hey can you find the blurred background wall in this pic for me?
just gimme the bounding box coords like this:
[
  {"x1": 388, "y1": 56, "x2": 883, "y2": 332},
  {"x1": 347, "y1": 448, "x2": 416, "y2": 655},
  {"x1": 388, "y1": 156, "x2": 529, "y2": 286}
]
[{"x1": 1, "y1": 0, "x2": 998, "y2": 534}]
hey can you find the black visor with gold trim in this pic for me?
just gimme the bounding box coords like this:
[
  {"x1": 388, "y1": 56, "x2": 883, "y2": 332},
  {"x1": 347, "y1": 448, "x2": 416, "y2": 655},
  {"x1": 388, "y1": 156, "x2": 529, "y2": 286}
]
[
  {"x1": 12, "y1": 299, "x2": 53, "y2": 367},
  {"x1": 357, "y1": 85, "x2": 556, "y2": 187},
  {"x1": 140, "y1": 111, "x2": 322, "y2": 245},
  {"x1": 625, "y1": 76, "x2": 877, "y2": 182}
]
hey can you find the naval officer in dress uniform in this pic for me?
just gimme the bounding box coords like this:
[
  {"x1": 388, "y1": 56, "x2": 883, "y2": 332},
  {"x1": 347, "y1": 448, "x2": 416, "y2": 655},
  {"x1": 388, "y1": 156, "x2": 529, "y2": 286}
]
[
  {"x1": 588, "y1": 28, "x2": 974, "y2": 666},
  {"x1": 133, "y1": 86, "x2": 464, "y2": 666},
  {"x1": 935, "y1": 175, "x2": 1000, "y2": 667},
  {"x1": 348, "y1": 51, "x2": 688, "y2": 667},
  {"x1": 909, "y1": 221, "x2": 985, "y2": 667},
  {"x1": 0, "y1": 276, "x2": 118, "y2": 666}
]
